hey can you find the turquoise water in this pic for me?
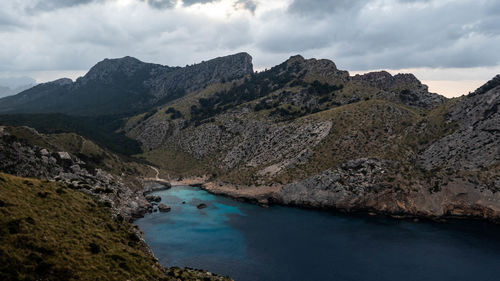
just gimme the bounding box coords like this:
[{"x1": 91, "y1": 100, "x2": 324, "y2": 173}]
[{"x1": 135, "y1": 186, "x2": 500, "y2": 281}]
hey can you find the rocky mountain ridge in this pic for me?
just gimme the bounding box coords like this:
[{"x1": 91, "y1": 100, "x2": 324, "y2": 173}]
[
  {"x1": 0, "y1": 53, "x2": 253, "y2": 115},
  {"x1": 0, "y1": 52, "x2": 498, "y2": 222}
]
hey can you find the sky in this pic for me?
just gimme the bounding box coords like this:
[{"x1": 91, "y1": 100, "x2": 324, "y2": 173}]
[{"x1": 1, "y1": 0, "x2": 500, "y2": 97}]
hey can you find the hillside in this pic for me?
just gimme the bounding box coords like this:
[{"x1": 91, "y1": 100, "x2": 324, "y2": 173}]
[
  {"x1": 0, "y1": 53, "x2": 252, "y2": 116},
  {"x1": 0, "y1": 173, "x2": 165, "y2": 281},
  {"x1": 0, "y1": 125, "x2": 155, "y2": 220},
  {"x1": 0, "y1": 173, "x2": 232, "y2": 281},
  {"x1": 124, "y1": 55, "x2": 499, "y2": 220},
  {"x1": 0, "y1": 53, "x2": 498, "y2": 221}
]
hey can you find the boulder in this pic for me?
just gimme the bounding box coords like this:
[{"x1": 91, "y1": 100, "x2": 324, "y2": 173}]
[
  {"x1": 197, "y1": 203, "x2": 207, "y2": 209},
  {"x1": 145, "y1": 195, "x2": 161, "y2": 202},
  {"x1": 158, "y1": 204, "x2": 171, "y2": 212}
]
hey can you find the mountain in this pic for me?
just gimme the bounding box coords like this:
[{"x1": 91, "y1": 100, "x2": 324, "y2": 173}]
[
  {"x1": 0, "y1": 125, "x2": 232, "y2": 280},
  {"x1": 123, "y1": 55, "x2": 498, "y2": 221},
  {"x1": 0, "y1": 53, "x2": 498, "y2": 221},
  {"x1": 0, "y1": 53, "x2": 253, "y2": 116}
]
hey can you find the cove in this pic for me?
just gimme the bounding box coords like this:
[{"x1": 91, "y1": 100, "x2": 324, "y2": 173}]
[{"x1": 134, "y1": 186, "x2": 500, "y2": 281}]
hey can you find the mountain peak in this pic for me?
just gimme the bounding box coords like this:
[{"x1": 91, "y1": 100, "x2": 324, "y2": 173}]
[
  {"x1": 472, "y1": 74, "x2": 500, "y2": 96},
  {"x1": 283, "y1": 55, "x2": 349, "y2": 83},
  {"x1": 81, "y1": 56, "x2": 153, "y2": 83}
]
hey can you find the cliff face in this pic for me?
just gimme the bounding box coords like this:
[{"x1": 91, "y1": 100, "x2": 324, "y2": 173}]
[
  {"x1": 148, "y1": 52, "x2": 253, "y2": 100},
  {"x1": 420, "y1": 84, "x2": 500, "y2": 171}
]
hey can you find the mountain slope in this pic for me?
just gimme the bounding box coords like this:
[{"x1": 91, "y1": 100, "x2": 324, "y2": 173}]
[
  {"x1": 123, "y1": 56, "x2": 499, "y2": 220},
  {"x1": 0, "y1": 173, "x2": 166, "y2": 281},
  {"x1": 0, "y1": 53, "x2": 253, "y2": 116}
]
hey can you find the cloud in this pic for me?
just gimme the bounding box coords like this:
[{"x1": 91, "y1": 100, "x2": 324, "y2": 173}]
[
  {"x1": 288, "y1": 0, "x2": 369, "y2": 16},
  {"x1": 0, "y1": 0, "x2": 499, "y2": 87},
  {"x1": 28, "y1": 0, "x2": 103, "y2": 11}
]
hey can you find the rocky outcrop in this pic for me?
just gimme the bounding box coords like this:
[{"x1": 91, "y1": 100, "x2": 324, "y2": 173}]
[
  {"x1": 148, "y1": 52, "x2": 253, "y2": 99},
  {"x1": 354, "y1": 71, "x2": 446, "y2": 108},
  {"x1": 420, "y1": 84, "x2": 500, "y2": 170},
  {"x1": 0, "y1": 126, "x2": 152, "y2": 221},
  {"x1": 285, "y1": 55, "x2": 350, "y2": 83},
  {"x1": 158, "y1": 203, "x2": 171, "y2": 212}
]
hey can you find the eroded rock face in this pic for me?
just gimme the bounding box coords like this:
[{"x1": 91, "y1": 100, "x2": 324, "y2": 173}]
[
  {"x1": 354, "y1": 71, "x2": 446, "y2": 108},
  {"x1": 142, "y1": 111, "x2": 333, "y2": 173},
  {"x1": 420, "y1": 85, "x2": 500, "y2": 170},
  {"x1": 280, "y1": 158, "x2": 500, "y2": 219},
  {"x1": 149, "y1": 52, "x2": 253, "y2": 99},
  {"x1": 285, "y1": 55, "x2": 350, "y2": 83},
  {"x1": 280, "y1": 158, "x2": 398, "y2": 209},
  {"x1": 0, "y1": 127, "x2": 151, "y2": 221}
]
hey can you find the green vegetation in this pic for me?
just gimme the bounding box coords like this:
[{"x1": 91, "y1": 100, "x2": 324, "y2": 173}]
[
  {"x1": 273, "y1": 99, "x2": 457, "y2": 184},
  {"x1": 4, "y1": 126, "x2": 154, "y2": 181},
  {"x1": 0, "y1": 113, "x2": 142, "y2": 156},
  {"x1": 137, "y1": 146, "x2": 216, "y2": 178},
  {"x1": 0, "y1": 173, "x2": 166, "y2": 281}
]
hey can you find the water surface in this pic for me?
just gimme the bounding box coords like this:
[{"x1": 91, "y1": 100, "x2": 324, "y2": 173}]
[{"x1": 135, "y1": 186, "x2": 500, "y2": 281}]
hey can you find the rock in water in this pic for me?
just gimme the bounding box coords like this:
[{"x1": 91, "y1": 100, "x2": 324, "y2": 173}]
[
  {"x1": 197, "y1": 203, "x2": 207, "y2": 209},
  {"x1": 145, "y1": 195, "x2": 161, "y2": 202},
  {"x1": 158, "y1": 203, "x2": 171, "y2": 212}
]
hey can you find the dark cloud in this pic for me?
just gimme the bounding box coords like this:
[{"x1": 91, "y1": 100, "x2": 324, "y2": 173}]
[
  {"x1": 1, "y1": 0, "x2": 500, "y2": 77},
  {"x1": 235, "y1": 0, "x2": 257, "y2": 13},
  {"x1": 140, "y1": 0, "x2": 177, "y2": 9},
  {"x1": 288, "y1": 0, "x2": 369, "y2": 16},
  {"x1": 182, "y1": 0, "x2": 215, "y2": 6},
  {"x1": 0, "y1": 11, "x2": 24, "y2": 31},
  {"x1": 30, "y1": 0, "x2": 101, "y2": 11},
  {"x1": 279, "y1": 0, "x2": 500, "y2": 70}
]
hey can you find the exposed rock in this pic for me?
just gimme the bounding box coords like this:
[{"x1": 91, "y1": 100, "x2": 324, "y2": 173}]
[
  {"x1": 0, "y1": 127, "x2": 152, "y2": 221},
  {"x1": 420, "y1": 84, "x2": 500, "y2": 170},
  {"x1": 148, "y1": 52, "x2": 253, "y2": 99},
  {"x1": 285, "y1": 55, "x2": 350, "y2": 83},
  {"x1": 0, "y1": 53, "x2": 253, "y2": 115},
  {"x1": 145, "y1": 195, "x2": 161, "y2": 202},
  {"x1": 197, "y1": 203, "x2": 207, "y2": 209},
  {"x1": 354, "y1": 71, "x2": 446, "y2": 108},
  {"x1": 158, "y1": 203, "x2": 171, "y2": 212}
]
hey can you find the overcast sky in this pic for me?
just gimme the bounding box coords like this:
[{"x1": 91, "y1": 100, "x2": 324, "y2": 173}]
[{"x1": 1, "y1": 0, "x2": 499, "y2": 97}]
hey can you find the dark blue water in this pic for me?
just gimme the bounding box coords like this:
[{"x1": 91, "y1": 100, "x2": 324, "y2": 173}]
[{"x1": 135, "y1": 186, "x2": 500, "y2": 281}]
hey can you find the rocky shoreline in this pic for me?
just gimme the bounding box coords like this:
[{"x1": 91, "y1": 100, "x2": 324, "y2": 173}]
[{"x1": 173, "y1": 177, "x2": 500, "y2": 224}]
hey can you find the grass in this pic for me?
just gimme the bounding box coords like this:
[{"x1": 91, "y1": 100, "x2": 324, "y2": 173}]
[
  {"x1": 5, "y1": 126, "x2": 155, "y2": 184},
  {"x1": 0, "y1": 173, "x2": 234, "y2": 281},
  {"x1": 0, "y1": 173, "x2": 165, "y2": 281},
  {"x1": 273, "y1": 99, "x2": 456, "y2": 184},
  {"x1": 137, "y1": 145, "x2": 217, "y2": 179}
]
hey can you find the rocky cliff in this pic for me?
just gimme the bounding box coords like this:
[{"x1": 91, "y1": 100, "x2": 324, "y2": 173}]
[
  {"x1": 0, "y1": 53, "x2": 253, "y2": 116},
  {"x1": 124, "y1": 55, "x2": 499, "y2": 221}
]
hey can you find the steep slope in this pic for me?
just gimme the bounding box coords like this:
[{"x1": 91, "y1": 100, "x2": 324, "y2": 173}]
[
  {"x1": 0, "y1": 53, "x2": 253, "y2": 116},
  {"x1": 124, "y1": 56, "x2": 499, "y2": 221},
  {"x1": 0, "y1": 126, "x2": 154, "y2": 220},
  {"x1": 0, "y1": 173, "x2": 232, "y2": 281},
  {"x1": 0, "y1": 173, "x2": 166, "y2": 281}
]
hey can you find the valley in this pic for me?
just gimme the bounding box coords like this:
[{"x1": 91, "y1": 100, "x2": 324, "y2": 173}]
[{"x1": 0, "y1": 52, "x2": 498, "y2": 280}]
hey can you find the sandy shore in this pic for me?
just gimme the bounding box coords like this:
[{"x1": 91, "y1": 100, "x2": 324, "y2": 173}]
[{"x1": 202, "y1": 182, "x2": 282, "y2": 205}]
